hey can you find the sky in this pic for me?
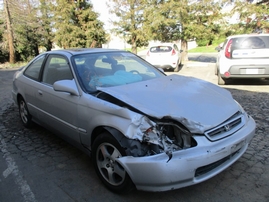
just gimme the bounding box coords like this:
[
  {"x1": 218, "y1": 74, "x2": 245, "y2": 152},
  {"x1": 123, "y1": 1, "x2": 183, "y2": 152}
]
[{"x1": 91, "y1": 0, "x2": 111, "y2": 29}]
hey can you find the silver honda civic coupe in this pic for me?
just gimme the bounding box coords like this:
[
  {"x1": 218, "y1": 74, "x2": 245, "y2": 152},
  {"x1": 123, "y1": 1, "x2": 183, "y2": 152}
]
[{"x1": 12, "y1": 48, "x2": 255, "y2": 193}]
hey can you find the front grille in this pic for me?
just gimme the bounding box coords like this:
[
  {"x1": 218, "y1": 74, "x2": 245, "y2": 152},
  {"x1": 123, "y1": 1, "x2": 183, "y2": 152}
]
[
  {"x1": 204, "y1": 112, "x2": 245, "y2": 141},
  {"x1": 207, "y1": 118, "x2": 241, "y2": 137},
  {"x1": 195, "y1": 149, "x2": 239, "y2": 177}
]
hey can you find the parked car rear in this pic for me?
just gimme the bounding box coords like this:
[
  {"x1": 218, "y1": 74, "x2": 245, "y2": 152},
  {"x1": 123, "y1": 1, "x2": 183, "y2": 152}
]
[
  {"x1": 216, "y1": 34, "x2": 269, "y2": 85},
  {"x1": 146, "y1": 43, "x2": 182, "y2": 72}
]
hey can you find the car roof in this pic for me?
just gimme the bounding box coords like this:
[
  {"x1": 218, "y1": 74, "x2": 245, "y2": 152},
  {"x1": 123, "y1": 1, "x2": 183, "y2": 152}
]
[
  {"x1": 227, "y1": 33, "x2": 269, "y2": 39},
  {"x1": 45, "y1": 48, "x2": 126, "y2": 56}
]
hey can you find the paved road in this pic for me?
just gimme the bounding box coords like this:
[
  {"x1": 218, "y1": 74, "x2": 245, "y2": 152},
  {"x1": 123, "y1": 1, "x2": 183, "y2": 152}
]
[{"x1": 0, "y1": 57, "x2": 269, "y2": 202}]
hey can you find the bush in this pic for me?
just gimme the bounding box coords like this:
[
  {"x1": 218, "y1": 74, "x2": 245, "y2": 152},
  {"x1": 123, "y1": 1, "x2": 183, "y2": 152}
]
[
  {"x1": 196, "y1": 39, "x2": 210, "y2": 46},
  {"x1": 0, "y1": 49, "x2": 9, "y2": 63}
]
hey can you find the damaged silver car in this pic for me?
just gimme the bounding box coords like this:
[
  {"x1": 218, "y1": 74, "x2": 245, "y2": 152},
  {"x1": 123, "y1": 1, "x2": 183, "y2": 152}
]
[{"x1": 12, "y1": 48, "x2": 255, "y2": 193}]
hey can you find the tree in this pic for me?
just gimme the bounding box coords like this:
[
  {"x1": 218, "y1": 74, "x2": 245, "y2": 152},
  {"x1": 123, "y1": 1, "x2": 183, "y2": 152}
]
[
  {"x1": 229, "y1": 0, "x2": 269, "y2": 34},
  {"x1": 1, "y1": 0, "x2": 44, "y2": 61},
  {"x1": 53, "y1": 0, "x2": 107, "y2": 49},
  {"x1": 0, "y1": 18, "x2": 3, "y2": 43},
  {"x1": 143, "y1": 0, "x2": 224, "y2": 62},
  {"x1": 3, "y1": 0, "x2": 15, "y2": 63},
  {"x1": 13, "y1": 0, "x2": 41, "y2": 60},
  {"x1": 0, "y1": 15, "x2": 9, "y2": 63},
  {"x1": 108, "y1": 0, "x2": 149, "y2": 54},
  {"x1": 39, "y1": 0, "x2": 54, "y2": 51}
]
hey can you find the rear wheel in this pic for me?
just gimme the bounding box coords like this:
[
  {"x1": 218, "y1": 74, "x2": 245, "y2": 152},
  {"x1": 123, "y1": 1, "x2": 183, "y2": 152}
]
[
  {"x1": 218, "y1": 73, "x2": 226, "y2": 85},
  {"x1": 174, "y1": 60, "x2": 181, "y2": 72},
  {"x1": 92, "y1": 132, "x2": 134, "y2": 193},
  {"x1": 215, "y1": 64, "x2": 218, "y2": 75},
  {"x1": 18, "y1": 97, "x2": 32, "y2": 128}
]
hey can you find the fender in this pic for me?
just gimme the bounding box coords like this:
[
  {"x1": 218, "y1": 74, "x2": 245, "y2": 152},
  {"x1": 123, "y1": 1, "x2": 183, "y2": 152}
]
[{"x1": 104, "y1": 126, "x2": 149, "y2": 157}]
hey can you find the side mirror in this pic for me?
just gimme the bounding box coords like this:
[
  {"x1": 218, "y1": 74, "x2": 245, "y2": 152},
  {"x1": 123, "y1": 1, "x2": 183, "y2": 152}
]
[
  {"x1": 215, "y1": 47, "x2": 221, "y2": 52},
  {"x1": 215, "y1": 42, "x2": 224, "y2": 52},
  {"x1": 53, "y1": 79, "x2": 79, "y2": 96}
]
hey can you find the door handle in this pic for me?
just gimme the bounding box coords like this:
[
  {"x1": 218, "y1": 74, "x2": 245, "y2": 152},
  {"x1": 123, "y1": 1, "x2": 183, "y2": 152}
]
[{"x1": 38, "y1": 90, "x2": 43, "y2": 96}]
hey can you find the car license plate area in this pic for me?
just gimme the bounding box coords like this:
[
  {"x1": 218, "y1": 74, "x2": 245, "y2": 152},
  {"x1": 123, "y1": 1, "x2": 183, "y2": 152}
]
[{"x1": 240, "y1": 68, "x2": 265, "y2": 74}]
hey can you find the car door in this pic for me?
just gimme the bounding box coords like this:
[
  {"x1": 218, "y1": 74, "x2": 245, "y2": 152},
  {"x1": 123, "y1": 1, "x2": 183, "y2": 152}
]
[
  {"x1": 36, "y1": 54, "x2": 81, "y2": 143},
  {"x1": 22, "y1": 54, "x2": 47, "y2": 119}
]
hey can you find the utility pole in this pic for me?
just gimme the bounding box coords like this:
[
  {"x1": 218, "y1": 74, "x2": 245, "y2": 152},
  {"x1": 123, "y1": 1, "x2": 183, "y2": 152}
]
[{"x1": 4, "y1": 0, "x2": 15, "y2": 63}]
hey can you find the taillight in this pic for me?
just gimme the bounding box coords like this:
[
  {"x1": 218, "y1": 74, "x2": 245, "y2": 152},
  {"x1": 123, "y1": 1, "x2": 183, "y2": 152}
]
[
  {"x1": 225, "y1": 39, "x2": 232, "y2": 59},
  {"x1": 171, "y1": 49, "x2": 176, "y2": 56},
  {"x1": 147, "y1": 51, "x2": 150, "y2": 57},
  {"x1": 224, "y1": 72, "x2": 230, "y2": 77}
]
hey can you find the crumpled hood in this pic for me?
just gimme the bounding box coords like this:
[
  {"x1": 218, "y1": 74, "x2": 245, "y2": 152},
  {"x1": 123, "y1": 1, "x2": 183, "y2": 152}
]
[{"x1": 98, "y1": 74, "x2": 240, "y2": 133}]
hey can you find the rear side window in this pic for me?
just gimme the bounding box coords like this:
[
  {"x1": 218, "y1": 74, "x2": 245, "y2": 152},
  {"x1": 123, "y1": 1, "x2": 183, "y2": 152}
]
[
  {"x1": 232, "y1": 36, "x2": 269, "y2": 49},
  {"x1": 150, "y1": 46, "x2": 172, "y2": 53},
  {"x1": 24, "y1": 54, "x2": 46, "y2": 80}
]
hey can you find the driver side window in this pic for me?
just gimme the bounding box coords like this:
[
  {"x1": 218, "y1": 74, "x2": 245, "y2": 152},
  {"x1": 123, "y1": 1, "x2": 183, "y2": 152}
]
[{"x1": 42, "y1": 55, "x2": 73, "y2": 85}]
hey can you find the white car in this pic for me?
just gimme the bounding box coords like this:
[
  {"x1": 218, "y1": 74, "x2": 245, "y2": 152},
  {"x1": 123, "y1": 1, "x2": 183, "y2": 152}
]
[
  {"x1": 216, "y1": 34, "x2": 269, "y2": 85},
  {"x1": 146, "y1": 43, "x2": 182, "y2": 72}
]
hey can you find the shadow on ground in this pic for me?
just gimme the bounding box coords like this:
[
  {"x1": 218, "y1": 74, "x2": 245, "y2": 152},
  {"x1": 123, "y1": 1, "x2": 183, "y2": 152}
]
[
  {"x1": 223, "y1": 78, "x2": 269, "y2": 86},
  {"x1": 188, "y1": 53, "x2": 217, "y2": 63}
]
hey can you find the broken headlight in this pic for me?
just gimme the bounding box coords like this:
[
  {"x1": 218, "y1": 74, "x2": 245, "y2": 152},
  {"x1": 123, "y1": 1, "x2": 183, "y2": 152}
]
[{"x1": 142, "y1": 119, "x2": 196, "y2": 160}]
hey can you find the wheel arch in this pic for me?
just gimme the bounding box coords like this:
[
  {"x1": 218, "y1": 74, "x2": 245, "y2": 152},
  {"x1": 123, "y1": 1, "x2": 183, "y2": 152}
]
[
  {"x1": 91, "y1": 126, "x2": 147, "y2": 157},
  {"x1": 91, "y1": 129, "x2": 136, "y2": 193},
  {"x1": 16, "y1": 93, "x2": 24, "y2": 105}
]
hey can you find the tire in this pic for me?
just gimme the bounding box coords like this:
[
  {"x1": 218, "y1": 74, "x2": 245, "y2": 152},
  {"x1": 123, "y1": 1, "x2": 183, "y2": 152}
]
[
  {"x1": 215, "y1": 64, "x2": 218, "y2": 75},
  {"x1": 174, "y1": 60, "x2": 181, "y2": 72},
  {"x1": 218, "y1": 73, "x2": 226, "y2": 85},
  {"x1": 92, "y1": 132, "x2": 134, "y2": 194},
  {"x1": 18, "y1": 97, "x2": 33, "y2": 128}
]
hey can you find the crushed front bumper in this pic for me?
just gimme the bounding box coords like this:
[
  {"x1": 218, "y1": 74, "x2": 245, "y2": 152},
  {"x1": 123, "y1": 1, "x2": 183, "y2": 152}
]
[{"x1": 117, "y1": 116, "x2": 255, "y2": 192}]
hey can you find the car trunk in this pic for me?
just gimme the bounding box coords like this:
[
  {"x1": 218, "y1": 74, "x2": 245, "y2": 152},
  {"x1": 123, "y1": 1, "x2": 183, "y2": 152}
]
[{"x1": 230, "y1": 35, "x2": 269, "y2": 59}]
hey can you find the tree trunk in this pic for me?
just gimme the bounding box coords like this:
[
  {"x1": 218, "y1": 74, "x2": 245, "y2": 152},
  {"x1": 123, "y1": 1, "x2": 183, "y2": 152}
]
[
  {"x1": 34, "y1": 44, "x2": 39, "y2": 56},
  {"x1": 4, "y1": 0, "x2": 16, "y2": 63},
  {"x1": 181, "y1": 39, "x2": 188, "y2": 63},
  {"x1": 90, "y1": 40, "x2": 97, "y2": 48},
  {"x1": 131, "y1": 35, "x2": 137, "y2": 54},
  {"x1": 46, "y1": 40, "x2": 53, "y2": 51}
]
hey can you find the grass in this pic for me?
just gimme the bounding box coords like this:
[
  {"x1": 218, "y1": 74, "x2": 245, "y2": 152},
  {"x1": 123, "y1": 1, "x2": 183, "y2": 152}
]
[
  {"x1": 0, "y1": 61, "x2": 27, "y2": 69},
  {"x1": 189, "y1": 37, "x2": 225, "y2": 53},
  {"x1": 188, "y1": 45, "x2": 218, "y2": 53}
]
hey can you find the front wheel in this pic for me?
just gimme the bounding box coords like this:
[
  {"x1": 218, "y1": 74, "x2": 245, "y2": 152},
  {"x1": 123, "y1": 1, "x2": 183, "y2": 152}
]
[
  {"x1": 92, "y1": 132, "x2": 134, "y2": 193},
  {"x1": 18, "y1": 97, "x2": 32, "y2": 128}
]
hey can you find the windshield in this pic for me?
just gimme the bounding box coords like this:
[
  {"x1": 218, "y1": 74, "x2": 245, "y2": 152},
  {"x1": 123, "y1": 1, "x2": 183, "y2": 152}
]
[{"x1": 72, "y1": 51, "x2": 165, "y2": 92}]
